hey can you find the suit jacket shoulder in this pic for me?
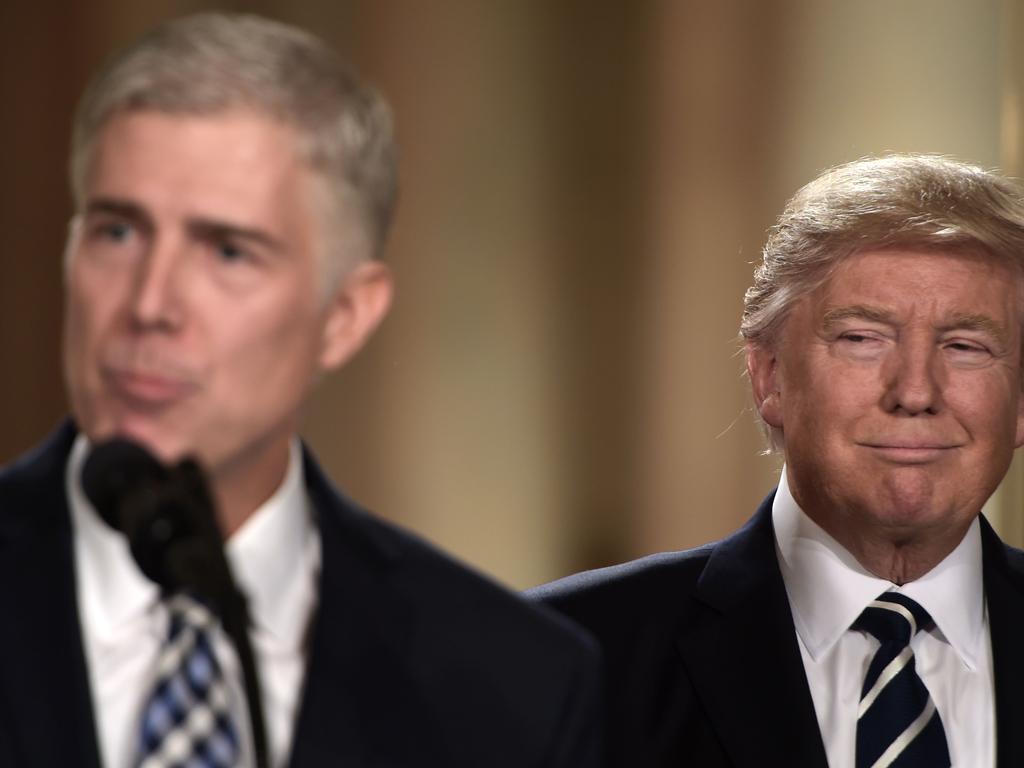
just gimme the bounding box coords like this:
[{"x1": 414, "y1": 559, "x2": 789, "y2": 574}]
[
  {"x1": 980, "y1": 516, "x2": 1024, "y2": 767},
  {"x1": 531, "y1": 545, "x2": 715, "y2": 640},
  {"x1": 0, "y1": 421, "x2": 102, "y2": 767},
  {"x1": 287, "y1": 448, "x2": 603, "y2": 768},
  {"x1": 529, "y1": 494, "x2": 827, "y2": 768}
]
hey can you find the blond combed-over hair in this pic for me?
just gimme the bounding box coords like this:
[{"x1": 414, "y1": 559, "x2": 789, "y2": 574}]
[{"x1": 741, "y1": 154, "x2": 1024, "y2": 348}]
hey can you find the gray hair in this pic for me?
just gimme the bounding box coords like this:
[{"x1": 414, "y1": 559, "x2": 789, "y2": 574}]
[
  {"x1": 741, "y1": 154, "x2": 1024, "y2": 347},
  {"x1": 70, "y1": 12, "x2": 397, "y2": 271}
]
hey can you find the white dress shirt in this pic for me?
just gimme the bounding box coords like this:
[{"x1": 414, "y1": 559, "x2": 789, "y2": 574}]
[
  {"x1": 67, "y1": 435, "x2": 321, "y2": 768},
  {"x1": 772, "y1": 467, "x2": 994, "y2": 768}
]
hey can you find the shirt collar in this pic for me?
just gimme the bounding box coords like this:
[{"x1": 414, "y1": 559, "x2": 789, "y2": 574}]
[
  {"x1": 772, "y1": 465, "x2": 985, "y2": 671},
  {"x1": 68, "y1": 435, "x2": 158, "y2": 645},
  {"x1": 226, "y1": 439, "x2": 319, "y2": 650},
  {"x1": 68, "y1": 435, "x2": 319, "y2": 652}
]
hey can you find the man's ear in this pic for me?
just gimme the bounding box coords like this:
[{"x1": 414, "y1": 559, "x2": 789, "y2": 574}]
[
  {"x1": 318, "y1": 260, "x2": 393, "y2": 372},
  {"x1": 746, "y1": 342, "x2": 783, "y2": 428}
]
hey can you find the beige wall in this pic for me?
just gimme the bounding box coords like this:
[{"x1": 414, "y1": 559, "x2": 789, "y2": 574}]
[
  {"x1": 989, "y1": 0, "x2": 1024, "y2": 546},
  {"x1": 1, "y1": 0, "x2": 1017, "y2": 588}
]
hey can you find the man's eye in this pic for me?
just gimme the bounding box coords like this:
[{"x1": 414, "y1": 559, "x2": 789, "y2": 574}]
[
  {"x1": 94, "y1": 221, "x2": 133, "y2": 242},
  {"x1": 945, "y1": 341, "x2": 989, "y2": 354},
  {"x1": 216, "y1": 241, "x2": 249, "y2": 262},
  {"x1": 833, "y1": 331, "x2": 889, "y2": 360},
  {"x1": 839, "y1": 332, "x2": 877, "y2": 343}
]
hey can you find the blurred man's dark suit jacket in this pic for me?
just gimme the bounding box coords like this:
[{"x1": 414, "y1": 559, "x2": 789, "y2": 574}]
[
  {"x1": 530, "y1": 492, "x2": 1024, "y2": 768},
  {"x1": 0, "y1": 422, "x2": 602, "y2": 767}
]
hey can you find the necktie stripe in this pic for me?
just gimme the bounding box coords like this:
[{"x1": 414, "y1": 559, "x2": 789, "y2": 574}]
[
  {"x1": 169, "y1": 593, "x2": 216, "y2": 630},
  {"x1": 869, "y1": 699, "x2": 936, "y2": 768},
  {"x1": 858, "y1": 645, "x2": 913, "y2": 717},
  {"x1": 867, "y1": 600, "x2": 917, "y2": 635},
  {"x1": 154, "y1": 624, "x2": 199, "y2": 677}
]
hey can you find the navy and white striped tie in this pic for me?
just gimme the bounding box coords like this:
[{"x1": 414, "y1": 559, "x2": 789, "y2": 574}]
[{"x1": 854, "y1": 592, "x2": 950, "y2": 768}]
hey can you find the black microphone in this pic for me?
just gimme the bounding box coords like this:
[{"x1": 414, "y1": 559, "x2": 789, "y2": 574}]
[
  {"x1": 82, "y1": 438, "x2": 269, "y2": 768},
  {"x1": 82, "y1": 438, "x2": 201, "y2": 590}
]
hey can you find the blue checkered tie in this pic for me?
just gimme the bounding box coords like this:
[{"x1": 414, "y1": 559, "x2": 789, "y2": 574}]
[
  {"x1": 854, "y1": 592, "x2": 950, "y2": 768},
  {"x1": 136, "y1": 593, "x2": 240, "y2": 768}
]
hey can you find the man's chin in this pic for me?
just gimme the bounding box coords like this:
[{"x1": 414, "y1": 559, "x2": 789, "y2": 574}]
[
  {"x1": 869, "y1": 508, "x2": 948, "y2": 538},
  {"x1": 865, "y1": 485, "x2": 969, "y2": 539},
  {"x1": 85, "y1": 419, "x2": 190, "y2": 466}
]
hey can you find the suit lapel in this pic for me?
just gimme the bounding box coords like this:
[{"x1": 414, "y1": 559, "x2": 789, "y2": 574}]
[
  {"x1": 288, "y1": 453, "x2": 453, "y2": 767},
  {"x1": 674, "y1": 496, "x2": 829, "y2": 768},
  {"x1": 0, "y1": 423, "x2": 102, "y2": 767},
  {"x1": 980, "y1": 517, "x2": 1024, "y2": 767}
]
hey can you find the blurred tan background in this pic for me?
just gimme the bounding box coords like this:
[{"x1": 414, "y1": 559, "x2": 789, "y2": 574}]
[{"x1": 1, "y1": 0, "x2": 1022, "y2": 588}]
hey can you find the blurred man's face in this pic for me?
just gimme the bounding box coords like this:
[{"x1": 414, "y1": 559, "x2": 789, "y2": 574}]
[
  {"x1": 63, "y1": 110, "x2": 385, "y2": 496},
  {"x1": 749, "y1": 248, "x2": 1024, "y2": 548}
]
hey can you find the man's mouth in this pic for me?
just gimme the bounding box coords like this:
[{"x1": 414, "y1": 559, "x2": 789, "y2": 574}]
[
  {"x1": 860, "y1": 442, "x2": 960, "y2": 464},
  {"x1": 103, "y1": 367, "x2": 199, "y2": 408}
]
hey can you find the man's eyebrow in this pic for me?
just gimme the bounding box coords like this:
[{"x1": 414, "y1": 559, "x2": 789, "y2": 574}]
[
  {"x1": 823, "y1": 306, "x2": 1011, "y2": 344},
  {"x1": 939, "y1": 313, "x2": 1010, "y2": 344},
  {"x1": 188, "y1": 218, "x2": 285, "y2": 254},
  {"x1": 83, "y1": 197, "x2": 152, "y2": 227},
  {"x1": 821, "y1": 305, "x2": 896, "y2": 328}
]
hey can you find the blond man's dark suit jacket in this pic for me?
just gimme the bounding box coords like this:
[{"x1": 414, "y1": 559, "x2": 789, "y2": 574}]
[
  {"x1": 530, "y1": 492, "x2": 1024, "y2": 768},
  {"x1": 0, "y1": 422, "x2": 602, "y2": 767}
]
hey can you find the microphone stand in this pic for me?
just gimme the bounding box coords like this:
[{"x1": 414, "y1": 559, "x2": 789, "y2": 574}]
[{"x1": 168, "y1": 460, "x2": 269, "y2": 768}]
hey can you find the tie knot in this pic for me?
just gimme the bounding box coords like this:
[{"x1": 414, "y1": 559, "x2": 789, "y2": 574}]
[
  {"x1": 854, "y1": 592, "x2": 934, "y2": 646},
  {"x1": 164, "y1": 592, "x2": 218, "y2": 639}
]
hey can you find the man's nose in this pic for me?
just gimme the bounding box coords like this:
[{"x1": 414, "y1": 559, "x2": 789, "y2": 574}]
[
  {"x1": 881, "y1": 338, "x2": 943, "y2": 415},
  {"x1": 129, "y1": 240, "x2": 185, "y2": 331}
]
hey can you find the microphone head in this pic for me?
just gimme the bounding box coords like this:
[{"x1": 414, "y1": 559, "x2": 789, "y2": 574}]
[
  {"x1": 81, "y1": 437, "x2": 197, "y2": 588},
  {"x1": 82, "y1": 438, "x2": 167, "y2": 531}
]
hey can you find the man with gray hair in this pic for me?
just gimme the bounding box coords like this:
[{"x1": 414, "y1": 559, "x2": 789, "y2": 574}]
[
  {"x1": 0, "y1": 13, "x2": 600, "y2": 767},
  {"x1": 534, "y1": 154, "x2": 1024, "y2": 767}
]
